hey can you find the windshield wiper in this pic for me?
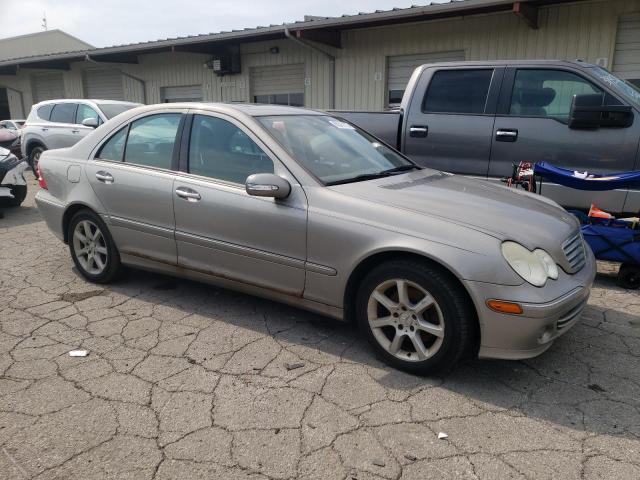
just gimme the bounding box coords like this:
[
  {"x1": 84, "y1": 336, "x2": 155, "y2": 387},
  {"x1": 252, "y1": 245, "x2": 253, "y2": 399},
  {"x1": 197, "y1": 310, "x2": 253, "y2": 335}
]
[{"x1": 326, "y1": 164, "x2": 420, "y2": 186}]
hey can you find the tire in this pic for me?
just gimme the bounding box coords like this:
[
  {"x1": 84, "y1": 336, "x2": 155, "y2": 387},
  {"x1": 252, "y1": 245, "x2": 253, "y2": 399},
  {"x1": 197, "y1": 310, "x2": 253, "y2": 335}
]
[
  {"x1": 0, "y1": 185, "x2": 27, "y2": 207},
  {"x1": 29, "y1": 146, "x2": 45, "y2": 176},
  {"x1": 356, "y1": 259, "x2": 476, "y2": 375},
  {"x1": 68, "y1": 209, "x2": 122, "y2": 283},
  {"x1": 617, "y1": 263, "x2": 640, "y2": 290}
]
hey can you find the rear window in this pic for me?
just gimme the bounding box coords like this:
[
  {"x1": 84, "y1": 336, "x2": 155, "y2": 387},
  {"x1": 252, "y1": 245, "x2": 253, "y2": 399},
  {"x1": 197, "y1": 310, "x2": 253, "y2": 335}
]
[
  {"x1": 98, "y1": 103, "x2": 139, "y2": 119},
  {"x1": 422, "y1": 69, "x2": 494, "y2": 114},
  {"x1": 50, "y1": 103, "x2": 77, "y2": 124},
  {"x1": 37, "y1": 104, "x2": 54, "y2": 121}
]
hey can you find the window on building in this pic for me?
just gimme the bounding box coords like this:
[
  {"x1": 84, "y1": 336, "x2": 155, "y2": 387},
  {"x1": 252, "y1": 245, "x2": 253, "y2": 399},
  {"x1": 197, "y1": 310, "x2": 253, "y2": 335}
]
[
  {"x1": 422, "y1": 69, "x2": 494, "y2": 114},
  {"x1": 253, "y1": 93, "x2": 304, "y2": 107},
  {"x1": 123, "y1": 114, "x2": 181, "y2": 169},
  {"x1": 188, "y1": 114, "x2": 273, "y2": 184},
  {"x1": 97, "y1": 127, "x2": 127, "y2": 161},
  {"x1": 76, "y1": 104, "x2": 102, "y2": 126},
  {"x1": 50, "y1": 103, "x2": 77, "y2": 124},
  {"x1": 509, "y1": 69, "x2": 609, "y2": 121}
]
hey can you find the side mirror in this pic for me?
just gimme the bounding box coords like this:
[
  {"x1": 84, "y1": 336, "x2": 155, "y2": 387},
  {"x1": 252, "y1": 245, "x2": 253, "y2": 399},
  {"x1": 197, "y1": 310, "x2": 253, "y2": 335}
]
[
  {"x1": 569, "y1": 93, "x2": 633, "y2": 129},
  {"x1": 245, "y1": 173, "x2": 291, "y2": 199},
  {"x1": 81, "y1": 117, "x2": 99, "y2": 128}
]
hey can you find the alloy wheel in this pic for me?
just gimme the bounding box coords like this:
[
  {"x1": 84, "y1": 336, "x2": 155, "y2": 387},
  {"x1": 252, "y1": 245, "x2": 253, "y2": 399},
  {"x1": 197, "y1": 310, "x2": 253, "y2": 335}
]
[
  {"x1": 72, "y1": 220, "x2": 108, "y2": 275},
  {"x1": 367, "y1": 278, "x2": 445, "y2": 362}
]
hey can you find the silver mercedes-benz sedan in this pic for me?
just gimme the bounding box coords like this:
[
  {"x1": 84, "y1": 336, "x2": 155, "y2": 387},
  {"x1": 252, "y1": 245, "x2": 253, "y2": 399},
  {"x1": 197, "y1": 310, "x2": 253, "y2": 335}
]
[{"x1": 35, "y1": 103, "x2": 596, "y2": 374}]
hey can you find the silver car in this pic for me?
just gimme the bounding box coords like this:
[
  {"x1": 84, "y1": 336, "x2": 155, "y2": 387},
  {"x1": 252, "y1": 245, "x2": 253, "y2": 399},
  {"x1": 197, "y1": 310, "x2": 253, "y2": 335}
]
[
  {"x1": 21, "y1": 99, "x2": 140, "y2": 174},
  {"x1": 35, "y1": 103, "x2": 596, "y2": 374}
]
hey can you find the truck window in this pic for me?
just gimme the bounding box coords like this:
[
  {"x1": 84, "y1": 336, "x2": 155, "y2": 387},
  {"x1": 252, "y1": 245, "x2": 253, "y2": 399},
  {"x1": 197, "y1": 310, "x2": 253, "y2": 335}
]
[
  {"x1": 509, "y1": 69, "x2": 609, "y2": 121},
  {"x1": 422, "y1": 69, "x2": 494, "y2": 114}
]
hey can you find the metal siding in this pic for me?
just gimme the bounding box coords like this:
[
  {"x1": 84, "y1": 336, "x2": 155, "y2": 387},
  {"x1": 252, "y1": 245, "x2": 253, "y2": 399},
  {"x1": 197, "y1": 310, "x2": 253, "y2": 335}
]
[
  {"x1": 161, "y1": 85, "x2": 203, "y2": 102},
  {"x1": 32, "y1": 73, "x2": 65, "y2": 102},
  {"x1": 83, "y1": 69, "x2": 124, "y2": 100},
  {"x1": 613, "y1": 12, "x2": 640, "y2": 80},
  {"x1": 387, "y1": 51, "x2": 465, "y2": 90}
]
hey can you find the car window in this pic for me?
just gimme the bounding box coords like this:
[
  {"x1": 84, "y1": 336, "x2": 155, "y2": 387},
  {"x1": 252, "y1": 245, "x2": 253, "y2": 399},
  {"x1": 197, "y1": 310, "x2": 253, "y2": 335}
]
[
  {"x1": 1, "y1": 122, "x2": 14, "y2": 130},
  {"x1": 76, "y1": 104, "x2": 103, "y2": 126},
  {"x1": 50, "y1": 103, "x2": 77, "y2": 124},
  {"x1": 97, "y1": 127, "x2": 127, "y2": 161},
  {"x1": 510, "y1": 69, "x2": 605, "y2": 121},
  {"x1": 123, "y1": 113, "x2": 181, "y2": 170},
  {"x1": 423, "y1": 69, "x2": 494, "y2": 114},
  {"x1": 37, "y1": 104, "x2": 54, "y2": 121},
  {"x1": 98, "y1": 103, "x2": 139, "y2": 119},
  {"x1": 188, "y1": 114, "x2": 274, "y2": 184}
]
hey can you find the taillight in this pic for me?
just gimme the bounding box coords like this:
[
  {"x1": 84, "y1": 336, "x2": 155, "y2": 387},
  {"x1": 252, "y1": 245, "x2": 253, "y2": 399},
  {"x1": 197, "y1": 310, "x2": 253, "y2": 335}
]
[{"x1": 37, "y1": 165, "x2": 48, "y2": 190}]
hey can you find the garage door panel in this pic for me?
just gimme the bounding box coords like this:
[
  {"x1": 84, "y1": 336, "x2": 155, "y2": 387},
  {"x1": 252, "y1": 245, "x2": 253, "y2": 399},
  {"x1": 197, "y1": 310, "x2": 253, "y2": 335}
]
[
  {"x1": 251, "y1": 64, "x2": 305, "y2": 96},
  {"x1": 613, "y1": 13, "x2": 640, "y2": 82},
  {"x1": 84, "y1": 69, "x2": 124, "y2": 100},
  {"x1": 32, "y1": 73, "x2": 65, "y2": 103},
  {"x1": 161, "y1": 85, "x2": 203, "y2": 102}
]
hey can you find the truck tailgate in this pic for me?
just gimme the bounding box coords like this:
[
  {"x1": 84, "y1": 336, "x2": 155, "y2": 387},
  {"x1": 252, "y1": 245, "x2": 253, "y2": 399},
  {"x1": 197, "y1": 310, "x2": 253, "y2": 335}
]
[{"x1": 331, "y1": 111, "x2": 402, "y2": 149}]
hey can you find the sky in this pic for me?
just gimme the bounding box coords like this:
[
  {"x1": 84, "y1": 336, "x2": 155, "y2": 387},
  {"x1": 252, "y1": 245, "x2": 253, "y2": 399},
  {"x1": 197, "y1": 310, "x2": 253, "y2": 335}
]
[{"x1": 1, "y1": 0, "x2": 450, "y2": 48}]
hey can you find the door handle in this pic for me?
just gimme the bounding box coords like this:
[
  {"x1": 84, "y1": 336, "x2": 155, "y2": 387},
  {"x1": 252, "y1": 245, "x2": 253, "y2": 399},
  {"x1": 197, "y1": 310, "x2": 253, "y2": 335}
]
[
  {"x1": 41, "y1": 127, "x2": 48, "y2": 132},
  {"x1": 71, "y1": 129, "x2": 80, "y2": 133},
  {"x1": 175, "y1": 186, "x2": 201, "y2": 202},
  {"x1": 95, "y1": 171, "x2": 114, "y2": 184},
  {"x1": 496, "y1": 129, "x2": 518, "y2": 142},
  {"x1": 409, "y1": 125, "x2": 428, "y2": 138}
]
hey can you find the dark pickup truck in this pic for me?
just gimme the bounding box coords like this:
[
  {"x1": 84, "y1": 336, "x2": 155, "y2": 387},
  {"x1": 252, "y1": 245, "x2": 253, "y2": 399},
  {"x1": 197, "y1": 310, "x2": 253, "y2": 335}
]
[{"x1": 337, "y1": 60, "x2": 640, "y2": 214}]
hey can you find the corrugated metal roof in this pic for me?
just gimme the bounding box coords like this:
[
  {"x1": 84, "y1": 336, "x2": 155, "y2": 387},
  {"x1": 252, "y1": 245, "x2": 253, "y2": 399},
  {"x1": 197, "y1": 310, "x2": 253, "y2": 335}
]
[{"x1": 0, "y1": 0, "x2": 574, "y2": 67}]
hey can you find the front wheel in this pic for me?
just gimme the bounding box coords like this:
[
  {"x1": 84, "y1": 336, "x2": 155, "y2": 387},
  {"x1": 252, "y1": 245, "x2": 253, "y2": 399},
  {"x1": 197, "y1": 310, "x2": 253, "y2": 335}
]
[
  {"x1": 29, "y1": 146, "x2": 45, "y2": 176},
  {"x1": 617, "y1": 263, "x2": 640, "y2": 290},
  {"x1": 356, "y1": 260, "x2": 476, "y2": 375},
  {"x1": 68, "y1": 210, "x2": 122, "y2": 283}
]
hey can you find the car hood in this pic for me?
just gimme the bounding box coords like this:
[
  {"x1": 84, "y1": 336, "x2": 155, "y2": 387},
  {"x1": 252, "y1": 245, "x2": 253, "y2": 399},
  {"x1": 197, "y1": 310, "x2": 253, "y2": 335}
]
[{"x1": 330, "y1": 169, "x2": 579, "y2": 249}]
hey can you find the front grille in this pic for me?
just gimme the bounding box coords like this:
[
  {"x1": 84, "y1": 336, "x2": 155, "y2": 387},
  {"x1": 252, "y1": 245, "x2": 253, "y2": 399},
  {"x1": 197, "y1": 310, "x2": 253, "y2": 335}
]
[{"x1": 562, "y1": 232, "x2": 586, "y2": 273}]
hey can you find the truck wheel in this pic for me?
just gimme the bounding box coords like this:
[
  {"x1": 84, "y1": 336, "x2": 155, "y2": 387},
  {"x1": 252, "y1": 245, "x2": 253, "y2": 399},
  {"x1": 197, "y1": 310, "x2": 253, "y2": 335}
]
[
  {"x1": 617, "y1": 263, "x2": 640, "y2": 290},
  {"x1": 356, "y1": 259, "x2": 476, "y2": 375},
  {"x1": 0, "y1": 185, "x2": 27, "y2": 207},
  {"x1": 68, "y1": 210, "x2": 122, "y2": 284},
  {"x1": 29, "y1": 146, "x2": 45, "y2": 176}
]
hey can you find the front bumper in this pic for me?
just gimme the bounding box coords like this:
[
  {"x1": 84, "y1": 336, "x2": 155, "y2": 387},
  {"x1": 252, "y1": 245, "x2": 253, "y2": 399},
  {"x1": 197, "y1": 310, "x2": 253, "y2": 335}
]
[
  {"x1": 0, "y1": 160, "x2": 28, "y2": 198},
  {"x1": 466, "y1": 245, "x2": 597, "y2": 360}
]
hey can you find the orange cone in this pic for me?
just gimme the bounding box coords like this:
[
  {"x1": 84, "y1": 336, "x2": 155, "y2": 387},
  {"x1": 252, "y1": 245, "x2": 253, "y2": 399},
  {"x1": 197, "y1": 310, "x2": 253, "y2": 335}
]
[{"x1": 588, "y1": 204, "x2": 613, "y2": 220}]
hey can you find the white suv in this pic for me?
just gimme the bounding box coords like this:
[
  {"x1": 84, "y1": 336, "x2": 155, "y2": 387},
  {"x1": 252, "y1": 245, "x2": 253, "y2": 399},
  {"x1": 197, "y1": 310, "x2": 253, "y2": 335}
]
[{"x1": 21, "y1": 99, "x2": 140, "y2": 173}]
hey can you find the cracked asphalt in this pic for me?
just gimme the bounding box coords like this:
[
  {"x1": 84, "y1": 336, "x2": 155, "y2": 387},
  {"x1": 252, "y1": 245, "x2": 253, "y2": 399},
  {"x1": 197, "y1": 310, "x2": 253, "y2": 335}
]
[{"x1": 1, "y1": 177, "x2": 639, "y2": 480}]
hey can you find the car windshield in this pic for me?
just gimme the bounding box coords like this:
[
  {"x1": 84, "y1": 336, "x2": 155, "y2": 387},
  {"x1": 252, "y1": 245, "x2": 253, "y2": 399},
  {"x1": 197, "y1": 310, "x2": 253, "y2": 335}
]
[
  {"x1": 257, "y1": 115, "x2": 417, "y2": 185},
  {"x1": 591, "y1": 67, "x2": 640, "y2": 108},
  {"x1": 98, "y1": 103, "x2": 139, "y2": 119}
]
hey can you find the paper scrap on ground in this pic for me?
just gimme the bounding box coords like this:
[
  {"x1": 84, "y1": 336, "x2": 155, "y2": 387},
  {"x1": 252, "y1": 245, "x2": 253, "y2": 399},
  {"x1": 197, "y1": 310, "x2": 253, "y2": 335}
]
[
  {"x1": 68, "y1": 350, "x2": 89, "y2": 357},
  {"x1": 438, "y1": 432, "x2": 448, "y2": 440}
]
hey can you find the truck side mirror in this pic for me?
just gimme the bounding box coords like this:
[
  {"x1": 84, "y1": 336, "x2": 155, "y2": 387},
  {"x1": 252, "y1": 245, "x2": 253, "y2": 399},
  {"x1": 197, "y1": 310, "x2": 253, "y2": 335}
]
[{"x1": 569, "y1": 93, "x2": 633, "y2": 129}]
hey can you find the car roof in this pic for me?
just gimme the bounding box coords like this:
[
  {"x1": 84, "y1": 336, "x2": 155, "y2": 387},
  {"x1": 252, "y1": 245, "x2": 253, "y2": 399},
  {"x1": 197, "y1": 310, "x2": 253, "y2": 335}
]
[
  {"x1": 34, "y1": 99, "x2": 140, "y2": 107},
  {"x1": 416, "y1": 59, "x2": 598, "y2": 69},
  {"x1": 124, "y1": 102, "x2": 326, "y2": 117}
]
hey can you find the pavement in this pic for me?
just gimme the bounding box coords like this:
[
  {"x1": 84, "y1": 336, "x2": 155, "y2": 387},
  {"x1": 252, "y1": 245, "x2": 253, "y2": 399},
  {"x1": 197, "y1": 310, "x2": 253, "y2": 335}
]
[{"x1": 1, "y1": 176, "x2": 639, "y2": 480}]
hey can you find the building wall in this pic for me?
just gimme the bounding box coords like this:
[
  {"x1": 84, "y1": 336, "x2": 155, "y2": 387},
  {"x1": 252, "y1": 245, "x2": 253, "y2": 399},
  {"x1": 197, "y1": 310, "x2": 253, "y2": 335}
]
[
  {"x1": 0, "y1": 0, "x2": 638, "y2": 118},
  {"x1": 0, "y1": 30, "x2": 93, "y2": 62}
]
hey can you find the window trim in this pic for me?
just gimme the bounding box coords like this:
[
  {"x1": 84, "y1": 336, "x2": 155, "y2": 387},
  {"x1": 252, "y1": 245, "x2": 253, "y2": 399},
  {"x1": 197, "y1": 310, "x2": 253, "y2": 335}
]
[
  {"x1": 180, "y1": 111, "x2": 281, "y2": 189},
  {"x1": 420, "y1": 68, "x2": 499, "y2": 116}
]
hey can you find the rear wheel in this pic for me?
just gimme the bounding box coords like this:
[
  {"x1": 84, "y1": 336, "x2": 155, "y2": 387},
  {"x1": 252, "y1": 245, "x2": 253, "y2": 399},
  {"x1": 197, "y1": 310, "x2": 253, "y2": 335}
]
[
  {"x1": 0, "y1": 185, "x2": 27, "y2": 207},
  {"x1": 68, "y1": 210, "x2": 122, "y2": 283},
  {"x1": 617, "y1": 263, "x2": 640, "y2": 290},
  {"x1": 29, "y1": 146, "x2": 45, "y2": 176},
  {"x1": 356, "y1": 260, "x2": 476, "y2": 375}
]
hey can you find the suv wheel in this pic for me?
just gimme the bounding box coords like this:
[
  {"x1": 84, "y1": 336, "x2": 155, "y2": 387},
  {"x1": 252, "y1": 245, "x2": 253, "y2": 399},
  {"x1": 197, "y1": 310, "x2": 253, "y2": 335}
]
[
  {"x1": 29, "y1": 146, "x2": 45, "y2": 176},
  {"x1": 356, "y1": 260, "x2": 476, "y2": 375},
  {"x1": 68, "y1": 210, "x2": 122, "y2": 283}
]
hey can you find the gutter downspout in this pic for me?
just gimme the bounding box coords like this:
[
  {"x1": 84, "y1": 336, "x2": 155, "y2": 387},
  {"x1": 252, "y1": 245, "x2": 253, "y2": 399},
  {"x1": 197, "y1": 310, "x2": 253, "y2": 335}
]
[
  {"x1": 4, "y1": 86, "x2": 26, "y2": 118},
  {"x1": 85, "y1": 54, "x2": 147, "y2": 104},
  {"x1": 284, "y1": 28, "x2": 335, "y2": 109}
]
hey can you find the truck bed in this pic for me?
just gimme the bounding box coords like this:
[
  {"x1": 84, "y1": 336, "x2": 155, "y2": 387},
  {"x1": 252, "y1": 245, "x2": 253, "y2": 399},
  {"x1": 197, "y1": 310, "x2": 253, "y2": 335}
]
[{"x1": 331, "y1": 110, "x2": 402, "y2": 149}]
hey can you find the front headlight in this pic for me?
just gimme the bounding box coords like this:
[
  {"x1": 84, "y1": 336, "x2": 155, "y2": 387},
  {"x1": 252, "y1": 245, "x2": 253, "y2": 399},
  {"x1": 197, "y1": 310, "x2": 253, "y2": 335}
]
[{"x1": 501, "y1": 241, "x2": 558, "y2": 287}]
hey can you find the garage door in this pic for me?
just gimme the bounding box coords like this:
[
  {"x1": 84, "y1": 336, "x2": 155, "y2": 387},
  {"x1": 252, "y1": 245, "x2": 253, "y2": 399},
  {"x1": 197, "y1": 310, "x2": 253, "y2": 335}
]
[
  {"x1": 161, "y1": 85, "x2": 203, "y2": 103},
  {"x1": 251, "y1": 64, "x2": 305, "y2": 106},
  {"x1": 83, "y1": 69, "x2": 124, "y2": 100},
  {"x1": 32, "y1": 72, "x2": 65, "y2": 103},
  {"x1": 387, "y1": 50, "x2": 465, "y2": 105},
  {"x1": 613, "y1": 13, "x2": 640, "y2": 87}
]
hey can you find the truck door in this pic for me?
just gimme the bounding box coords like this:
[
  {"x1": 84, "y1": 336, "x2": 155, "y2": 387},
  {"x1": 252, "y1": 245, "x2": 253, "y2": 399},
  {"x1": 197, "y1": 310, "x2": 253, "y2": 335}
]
[
  {"x1": 402, "y1": 67, "x2": 503, "y2": 176},
  {"x1": 489, "y1": 67, "x2": 640, "y2": 212}
]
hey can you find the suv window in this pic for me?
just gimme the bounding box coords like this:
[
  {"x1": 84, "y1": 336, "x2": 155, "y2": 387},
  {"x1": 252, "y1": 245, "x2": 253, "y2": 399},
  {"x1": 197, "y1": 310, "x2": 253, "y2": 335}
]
[
  {"x1": 510, "y1": 69, "x2": 604, "y2": 121},
  {"x1": 50, "y1": 103, "x2": 77, "y2": 124},
  {"x1": 97, "y1": 127, "x2": 127, "y2": 161},
  {"x1": 76, "y1": 104, "x2": 103, "y2": 126},
  {"x1": 37, "y1": 104, "x2": 54, "y2": 121},
  {"x1": 423, "y1": 69, "x2": 494, "y2": 114},
  {"x1": 188, "y1": 114, "x2": 274, "y2": 184},
  {"x1": 123, "y1": 113, "x2": 181, "y2": 170}
]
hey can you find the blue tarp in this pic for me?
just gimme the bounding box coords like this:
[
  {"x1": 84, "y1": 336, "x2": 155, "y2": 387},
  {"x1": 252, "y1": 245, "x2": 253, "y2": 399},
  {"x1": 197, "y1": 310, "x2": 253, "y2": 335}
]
[
  {"x1": 581, "y1": 224, "x2": 640, "y2": 264},
  {"x1": 534, "y1": 162, "x2": 640, "y2": 191}
]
